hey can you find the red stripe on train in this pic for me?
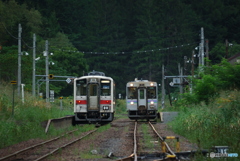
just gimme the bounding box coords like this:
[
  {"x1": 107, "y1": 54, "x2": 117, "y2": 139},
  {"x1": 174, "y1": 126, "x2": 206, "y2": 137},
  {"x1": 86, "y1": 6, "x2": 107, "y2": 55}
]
[
  {"x1": 100, "y1": 100, "x2": 111, "y2": 104},
  {"x1": 76, "y1": 100, "x2": 87, "y2": 104}
]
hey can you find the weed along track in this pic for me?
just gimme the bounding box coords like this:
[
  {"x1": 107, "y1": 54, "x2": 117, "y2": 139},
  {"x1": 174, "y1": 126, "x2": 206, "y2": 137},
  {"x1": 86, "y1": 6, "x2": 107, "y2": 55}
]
[
  {"x1": 0, "y1": 129, "x2": 97, "y2": 161},
  {"x1": 138, "y1": 121, "x2": 164, "y2": 157}
]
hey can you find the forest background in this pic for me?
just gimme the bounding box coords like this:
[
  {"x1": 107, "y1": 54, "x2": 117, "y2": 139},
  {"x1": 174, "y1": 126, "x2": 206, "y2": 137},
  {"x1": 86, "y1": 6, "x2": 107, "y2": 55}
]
[{"x1": 1, "y1": 0, "x2": 240, "y2": 98}]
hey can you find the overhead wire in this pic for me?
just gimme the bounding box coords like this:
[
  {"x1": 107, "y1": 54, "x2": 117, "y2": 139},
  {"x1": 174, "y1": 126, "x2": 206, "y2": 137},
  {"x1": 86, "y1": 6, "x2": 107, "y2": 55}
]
[
  {"x1": 49, "y1": 41, "x2": 199, "y2": 55},
  {"x1": 0, "y1": 16, "x2": 199, "y2": 54},
  {"x1": 0, "y1": 20, "x2": 34, "y2": 49},
  {"x1": 0, "y1": 19, "x2": 18, "y2": 40}
]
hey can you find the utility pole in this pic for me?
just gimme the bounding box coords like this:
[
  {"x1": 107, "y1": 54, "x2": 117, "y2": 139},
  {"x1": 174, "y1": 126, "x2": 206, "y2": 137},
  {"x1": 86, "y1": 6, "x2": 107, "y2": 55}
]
[
  {"x1": 32, "y1": 34, "x2": 36, "y2": 96},
  {"x1": 18, "y1": 24, "x2": 22, "y2": 96},
  {"x1": 206, "y1": 39, "x2": 209, "y2": 67},
  {"x1": 45, "y1": 40, "x2": 49, "y2": 103},
  {"x1": 161, "y1": 65, "x2": 165, "y2": 109},
  {"x1": 191, "y1": 50, "x2": 195, "y2": 94},
  {"x1": 184, "y1": 56, "x2": 187, "y2": 76},
  {"x1": 192, "y1": 50, "x2": 195, "y2": 77},
  {"x1": 180, "y1": 67, "x2": 183, "y2": 99},
  {"x1": 178, "y1": 63, "x2": 181, "y2": 95},
  {"x1": 225, "y1": 39, "x2": 228, "y2": 59},
  {"x1": 198, "y1": 43, "x2": 201, "y2": 66},
  {"x1": 201, "y1": 27, "x2": 204, "y2": 66}
]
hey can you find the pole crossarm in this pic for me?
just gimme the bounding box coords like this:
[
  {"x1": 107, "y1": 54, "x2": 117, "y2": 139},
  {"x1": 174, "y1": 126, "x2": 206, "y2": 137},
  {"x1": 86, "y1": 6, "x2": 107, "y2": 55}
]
[
  {"x1": 164, "y1": 75, "x2": 189, "y2": 79},
  {"x1": 35, "y1": 75, "x2": 76, "y2": 78},
  {"x1": 37, "y1": 79, "x2": 69, "y2": 82}
]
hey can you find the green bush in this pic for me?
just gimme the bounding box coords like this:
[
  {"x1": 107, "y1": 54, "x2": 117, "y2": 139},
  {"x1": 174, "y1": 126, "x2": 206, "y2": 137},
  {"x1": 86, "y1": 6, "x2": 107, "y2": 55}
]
[
  {"x1": 194, "y1": 74, "x2": 220, "y2": 105},
  {"x1": 116, "y1": 99, "x2": 127, "y2": 114},
  {"x1": 169, "y1": 90, "x2": 240, "y2": 151},
  {"x1": 175, "y1": 59, "x2": 240, "y2": 106}
]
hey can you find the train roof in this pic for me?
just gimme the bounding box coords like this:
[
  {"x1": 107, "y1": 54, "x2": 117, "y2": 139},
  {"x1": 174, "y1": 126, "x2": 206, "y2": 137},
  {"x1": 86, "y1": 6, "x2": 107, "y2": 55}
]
[
  {"x1": 127, "y1": 78, "x2": 157, "y2": 84},
  {"x1": 126, "y1": 78, "x2": 157, "y2": 87},
  {"x1": 75, "y1": 75, "x2": 113, "y2": 81},
  {"x1": 88, "y1": 70, "x2": 105, "y2": 76}
]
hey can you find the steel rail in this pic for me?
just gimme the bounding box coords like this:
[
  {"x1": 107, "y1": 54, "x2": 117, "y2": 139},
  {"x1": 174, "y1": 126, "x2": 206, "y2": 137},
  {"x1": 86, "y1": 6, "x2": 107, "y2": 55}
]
[
  {"x1": 116, "y1": 154, "x2": 134, "y2": 161},
  {"x1": 35, "y1": 129, "x2": 97, "y2": 161},
  {"x1": 148, "y1": 122, "x2": 176, "y2": 158},
  {"x1": 134, "y1": 121, "x2": 137, "y2": 161},
  {"x1": 116, "y1": 121, "x2": 137, "y2": 161},
  {"x1": 0, "y1": 129, "x2": 78, "y2": 161}
]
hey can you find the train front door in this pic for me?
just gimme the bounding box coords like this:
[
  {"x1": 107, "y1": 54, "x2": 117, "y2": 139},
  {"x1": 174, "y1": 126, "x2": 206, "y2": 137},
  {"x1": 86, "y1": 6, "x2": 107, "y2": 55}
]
[
  {"x1": 138, "y1": 88, "x2": 147, "y2": 110},
  {"x1": 88, "y1": 84, "x2": 99, "y2": 110}
]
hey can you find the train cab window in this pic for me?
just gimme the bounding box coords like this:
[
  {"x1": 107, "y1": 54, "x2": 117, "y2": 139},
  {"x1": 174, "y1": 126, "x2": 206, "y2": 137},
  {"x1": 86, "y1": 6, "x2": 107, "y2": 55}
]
[
  {"x1": 147, "y1": 87, "x2": 156, "y2": 98},
  {"x1": 76, "y1": 79, "x2": 87, "y2": 96},
  {"x1": 140, "y1": 89, "x2": 145, "y2": 99},
  {"x1": 89, "y1": 84, "x2": 98, "y2": 96},
  {"x1": 101, "y1": 80, "x2": 111, "y2": 96},
  {"x1": 128, "y1": 87, "x2": 137, "y2": 99}
]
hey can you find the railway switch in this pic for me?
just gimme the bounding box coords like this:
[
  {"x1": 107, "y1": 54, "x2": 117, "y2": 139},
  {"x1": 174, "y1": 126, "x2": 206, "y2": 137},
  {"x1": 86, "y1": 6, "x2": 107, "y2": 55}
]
[{"x1": 162, "y1": 136, "x2": 179, "y2": 159}]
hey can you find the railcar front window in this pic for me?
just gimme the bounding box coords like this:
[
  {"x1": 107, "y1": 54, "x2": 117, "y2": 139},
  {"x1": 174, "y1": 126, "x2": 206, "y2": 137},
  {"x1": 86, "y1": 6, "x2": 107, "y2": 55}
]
[
  {"x1": 128, "y1": 87, "x2": 137, "y2": 99},
  {"x1": 89, "y1": 84, "x2": 98, "y2": 96},
  {"x1": 76, "y1": 79, "x2": 87, "y2": 96},
  {"x1": 101, "y1": 80, "x2": 111, "y2": 96},
  {"x1": 147, "y1": 87, "x2": 156, "y2": 98},
  {"x1": 140, "y1": 89, "x2": 144, "y2": 99}
]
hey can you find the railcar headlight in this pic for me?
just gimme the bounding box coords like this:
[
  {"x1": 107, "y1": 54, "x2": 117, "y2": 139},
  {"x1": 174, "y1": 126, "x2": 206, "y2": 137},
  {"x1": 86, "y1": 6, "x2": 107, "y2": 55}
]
[
  {"x1": 150, "y1": 82, "x2": 154, "y2": 86},
  {"x1": 130, "y1": 83, "x2": 133, "y2": 87},
  {"x1": 103, "y1": 106, "x2": 109, "y2": 110},
  {"x1": 150, "y1": 101, "x2": 154, "y2": 105},
  {"x1": 130, "y1": 101, "x2": 134, "y2": 105}
]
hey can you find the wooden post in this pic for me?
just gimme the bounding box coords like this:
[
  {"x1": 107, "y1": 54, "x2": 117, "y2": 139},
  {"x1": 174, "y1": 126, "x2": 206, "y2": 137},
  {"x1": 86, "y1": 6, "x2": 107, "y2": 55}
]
[
  {"x1": 192, "y1": 50, "x2": 195, "y2": 77},
  {"x1": 161, "y1": 65, "x2": 165, "y2": 109},
  {"x1": 226, "y1": 39, "x2": 228, "y2": 59},
  {"x1": 166, "y1": 78, "x2": 172, "y2": 106}
]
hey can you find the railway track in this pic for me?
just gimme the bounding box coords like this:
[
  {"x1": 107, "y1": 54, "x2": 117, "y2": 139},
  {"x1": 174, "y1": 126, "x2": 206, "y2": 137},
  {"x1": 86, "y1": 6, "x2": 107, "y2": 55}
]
[
  {"x1": 0, "y1": 129, "x2": 97, "y2": 161},
  {"x1": 117, "y1": 121, "x2": 179, "y2": 161}
]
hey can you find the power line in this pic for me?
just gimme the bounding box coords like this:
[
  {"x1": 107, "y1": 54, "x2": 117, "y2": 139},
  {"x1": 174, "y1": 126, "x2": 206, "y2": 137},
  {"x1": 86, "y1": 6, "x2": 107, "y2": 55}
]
[
  {"x1": 0, "y1": 19, "x2": 34, "y2": 49},
  {"x1": 0, "y1": 20, "x2": 18, "y2": 40},
  {"x1": 22, "y1": 39, "x2": 33, "y2": 49},
  {"x1": 63, "y1": 32, "x2": 198, "y2": 45},
  {"x1": 50, "y1": 42, "x2": 199, "y2": 55}
]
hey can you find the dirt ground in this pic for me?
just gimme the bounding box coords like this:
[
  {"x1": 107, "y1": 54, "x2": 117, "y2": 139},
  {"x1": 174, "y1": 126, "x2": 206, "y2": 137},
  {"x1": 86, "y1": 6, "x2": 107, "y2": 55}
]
[{"x1": 0, "y1": 116, "x2": 198, "y2": 161}]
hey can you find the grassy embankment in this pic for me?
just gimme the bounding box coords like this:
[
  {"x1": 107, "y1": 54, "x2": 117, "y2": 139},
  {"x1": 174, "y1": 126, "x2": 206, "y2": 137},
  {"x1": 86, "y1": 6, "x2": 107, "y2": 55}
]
[
  {"x1": 0, "y1": 82, "x2": 97, "y2": 149},
  {"x1": 161, "y1": 90, "x2": 240, "y2": 160}
]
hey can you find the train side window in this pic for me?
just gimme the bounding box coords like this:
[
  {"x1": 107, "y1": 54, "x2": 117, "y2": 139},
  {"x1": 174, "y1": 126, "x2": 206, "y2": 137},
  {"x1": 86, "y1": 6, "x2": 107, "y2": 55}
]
[
  {"x1": 76, "y1": 79, "x2": 87, "y2": 96},
  {"x1": 89, "y1": 84, "x2": 98, "y2": 96},
  {"x1": 147, "y1": 87, "x2": 156, "y2": 98},
  {"x1": 128, "y1": 87, "x2": 137, "y2": 99}
]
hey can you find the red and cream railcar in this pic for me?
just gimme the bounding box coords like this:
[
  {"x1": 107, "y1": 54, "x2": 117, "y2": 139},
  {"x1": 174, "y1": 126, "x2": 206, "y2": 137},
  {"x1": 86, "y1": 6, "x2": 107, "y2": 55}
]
[{"x1": 73, "y1": 71, "x2": 115, "y2": 124}]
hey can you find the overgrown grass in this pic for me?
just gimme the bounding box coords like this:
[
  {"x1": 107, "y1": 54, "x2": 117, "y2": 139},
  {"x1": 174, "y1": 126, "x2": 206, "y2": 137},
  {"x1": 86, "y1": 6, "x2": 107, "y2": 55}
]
[
  {"x1": 168, "y1": 90, "x2": 240, "y2": 156},
  {"x1": 79, "y1": 150, "x2": 102, "y2": 159},
  {"x1": 0, "y1": 82, "x2": 77, "y2": 148},
  {"x1": 115, "y1": 99, "x2": 128, "y2": 119},
  {"x1": 141, "y1": 123, "x2": 154, "y2": 150},
  {"x1": 97, "y1": 123, "x2": 111, "y2": 133}
]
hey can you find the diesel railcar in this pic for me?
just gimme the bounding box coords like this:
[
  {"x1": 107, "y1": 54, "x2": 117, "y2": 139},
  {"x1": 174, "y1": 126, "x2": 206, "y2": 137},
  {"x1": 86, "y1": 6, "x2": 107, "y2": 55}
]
[
  {"x1": 73, "y1": 71, "x2": 115, "y2": 124},
  {"x1": 126, "y1": 79, "x2": 158, "y2": 120}
]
